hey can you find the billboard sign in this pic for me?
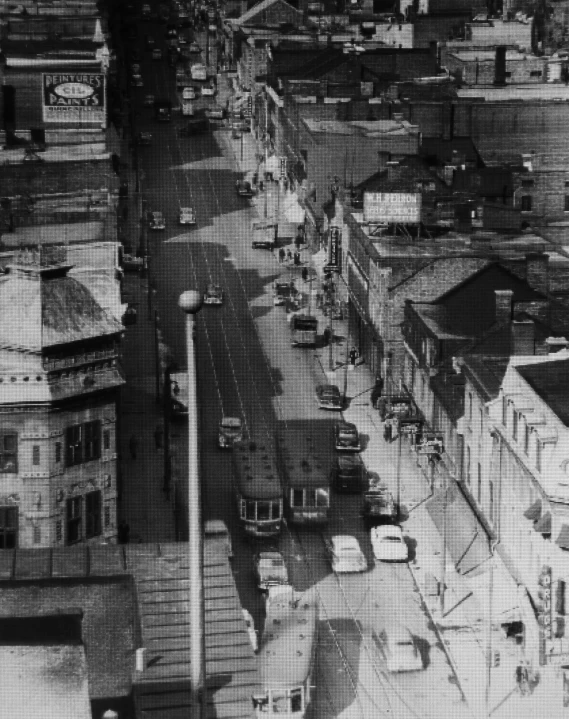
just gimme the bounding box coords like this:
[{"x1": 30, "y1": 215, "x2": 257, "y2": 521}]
[
  {"x1": 42, "y1": 74, "x2": 105, "y2": 124},
  {"x1": 326, "y1": 225, "x2": 341, "y2": 273},
  {"x1": 363, "y1": 192, "x2": 422, "y2": 224}
]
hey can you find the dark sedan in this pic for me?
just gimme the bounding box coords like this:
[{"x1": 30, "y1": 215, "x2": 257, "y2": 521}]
[
  {"x1": 316, "y1": 384, "x2": 343, "y2": 410},
  {"x1": 334, "y1": 421, "x2": 361, "y2": 451}
]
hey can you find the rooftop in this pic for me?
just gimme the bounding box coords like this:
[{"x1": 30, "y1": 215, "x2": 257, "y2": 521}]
[
  {"x1": 456, "y1": 85, "x2": 569, "y2": 101},
  {"x1": 304, "y1": 118, "x2": 419, "y2": 137},
  {"x1": 517, "y1": 358, "x2": 569, "y2": 427}
]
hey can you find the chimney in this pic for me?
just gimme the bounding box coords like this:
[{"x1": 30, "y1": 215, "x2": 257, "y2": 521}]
[
  {"x1": 511, "y1": 318, "x2": 535, "y2": 355},
  {"x1": 526, "y1": 252, "x2": 549, "y2": 294},
  {"x1": 387, "y1": 161, "x2": 401, "y2": 181},
  {"x1": 495, "y1": 289, "x2": 513, "y2": 324},
  {"x1": 494, "y1": 46, "x2": 507, "y2": 86}
]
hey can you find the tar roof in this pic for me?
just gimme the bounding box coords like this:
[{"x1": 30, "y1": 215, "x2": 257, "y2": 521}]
[
  {"x1": 233, "y1": 441, "x2": 282, "y2": 499},
  {"x1": 516, "y1": 358, "x2": 569, "y2": 427},
  {"x1": 276, "y1": 429, "x2": 331, "y2": 488},
  {"x1": 259, "y1": 589, "x2": 318, "y2": 689}
]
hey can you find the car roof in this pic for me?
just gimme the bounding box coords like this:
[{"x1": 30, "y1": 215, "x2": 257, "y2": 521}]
[
  {"x1": 332, "y1": 535, "x2": 359, "y2": 549},
  {"x1": 221, "y1": 416, "x2": 241, "y2": 427},
  {"x1": 373, "y1": 525, "x2": 403, "y2": 539},
  {"x1": 207, "y1": 283, "x2": 221, "y2": 290},
  {"x1": 180, "y1": 207, "x2": 193, "y2": 213},
  {"x1": 336, "y1": 453, "x2": 363, "y2": 467},
  {"x1": 337, "y1": 421, "x2": 357, "y2": 431},
  {"x1": 320, "y1": 384, "x2": 340, "y2": 392},
  {"x1": 258, "y1": 551, "x2": 283, "y2": 560}
]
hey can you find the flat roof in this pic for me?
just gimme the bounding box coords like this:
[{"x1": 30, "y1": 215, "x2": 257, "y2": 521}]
[
  {"x1": 303, "y1": 118, "x2": 418, "y2": 137},
  {"x1": 457, "y1": 84, "x2": 569, "y2": 101},
  {"x1": 449, "y1": 50, "x2": 543, "y2": 62}
]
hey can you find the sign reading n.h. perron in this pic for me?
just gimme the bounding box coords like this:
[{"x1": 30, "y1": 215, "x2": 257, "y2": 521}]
[
  {"x1": 363, "y1": 192, "x2": 421, "y2": 224},
  {"x1": 42, "y1": 74, "x2": 106, "y2": 124},
  {"x1": 327, "y1": 225, "x2": 341, "y2": 273}
]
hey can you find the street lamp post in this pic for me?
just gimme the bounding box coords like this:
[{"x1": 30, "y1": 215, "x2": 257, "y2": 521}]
[{"x1": 178, "y1": 290, "x2": 205, "y2": 719}]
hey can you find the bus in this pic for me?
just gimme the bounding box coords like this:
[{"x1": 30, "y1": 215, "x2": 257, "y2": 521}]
[
  {"x1": 232, "y1": 440, "x2": 283, "y2": 538},
  {"x1": 253, "y1": 587, "x2": 318, "y2": 718},
  {"x1": 275, "y1": 428, "x2": 330, "y2": 526},
  {"x1": 290, "y1": 314, "x2": 318, "y2": 347}
]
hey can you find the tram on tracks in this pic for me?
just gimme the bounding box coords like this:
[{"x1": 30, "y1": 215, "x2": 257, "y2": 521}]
[
  {"x1": 253, "y1": 586, "x2": 319, "y2": 718},
  {"x1": 232, "y1": 439, "x2": 284, "y2": 538},
  {"x1": 275, "y1": 428, "x2": 331, "y2": 526}
]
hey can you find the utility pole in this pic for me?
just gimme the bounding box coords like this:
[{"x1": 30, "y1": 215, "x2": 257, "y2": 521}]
[{"x1": 179, "y1": 290, "x2": 205, "y2": 719}]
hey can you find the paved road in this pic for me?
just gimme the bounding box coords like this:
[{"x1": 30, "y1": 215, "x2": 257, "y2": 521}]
[{"x1": 129, "y1": 24, "x2": 469, "y2": 719}]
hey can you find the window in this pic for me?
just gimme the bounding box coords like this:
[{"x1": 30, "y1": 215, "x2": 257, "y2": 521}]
[
  {"x1": 290, "y1": 689, "x2": 303, "y2": 713},
  {"x1": 55, "y1": 442, "x2": 62, "y2": 463},
  {"x1": 565, "y1": 195, "x2": 569, "y2": 213},
  {"x1": 103, "y1": 429, "x2": 110, "y2": 451},
  {"x1": 502, "y1": 396, "x2": 508, "y2": 426},
  {"x1": 521, "y1": 195, "x2": 532, "y2": 212},
  {"x1": 479, "y1": 407, "x2": 484, "y2": 432},
  {"x1": 530, "y1": 70, "x2": 542, "y2": 78},
  {"x1": 33, "y1": 524, "x2": 41, "y2": 544},
  {"x1": 0, "y1": 507, "x2": 18, "y2": 548},
  {"x1": 536, "y1": 440, "x2": 542, "y2": 472},
  {"x1": 0, "y1": 433, "x2": 18, "y2": 473},
  {"x1": 292, "y1": 489, "x2": 304, "y2": 507},
  {"x1": 104, "y1": 504, "x2": 111, "y2": 528},
  {"x1": 521, "y1": 179, "x2": 534, "y2": 188},
  {"x1": 512, "y1": 411, "x2": 518, "y2": 441},
  {"x1": 477, "y1": 464, "x2": 482, "y2": 503},
  {"x1": 55, "y1": 520, "x2": 62, "y2": 542},
  {"x1": 32, "y1": 445, "x2": 40, "y2": 466},
  {"x1": 524, "y1": 424, "x2": 530, "y2": 454},
  {"x1": 66, "y1": 496, "x2": 82, "y2": 544},
  {"x1": 66, "y1": 421, "x2": 101, "y2": 466},
  {"x1": 85, "y1": 491, "x2": 102, "y2": 538},
  {"x1": 469, "y1": 393, "x2": 473, "y2": 421},
  {"x1": 271, "y1": 501, "x2": 281, "y2": 520},
  {"x1": 257, "y1": 501, "x2": 270, "y2": 521}
]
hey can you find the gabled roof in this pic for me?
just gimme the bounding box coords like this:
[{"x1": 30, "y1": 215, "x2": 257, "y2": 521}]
[
  {"x1": 516, "y1": 358, "x2": 569, "y2": 427},
  {"x1": 391, "y1": 257, "x2": 492, "y2": 301},
  {"x1": 235, "y1": 0, "x2": 301, "y2": 26}
]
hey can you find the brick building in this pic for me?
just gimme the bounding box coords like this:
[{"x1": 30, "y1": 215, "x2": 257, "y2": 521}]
[{"x1": 0, "y1": 246, "x2": 124, "y2": 548}]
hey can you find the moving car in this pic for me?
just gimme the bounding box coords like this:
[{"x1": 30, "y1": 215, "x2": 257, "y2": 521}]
[
  {"x1": 334, "y1": 421, "x2": 361, "y2": 451},
  {"x1": 179, "y1": 207, "x2": 196, "y2": 225},
  {"x1": 143, "y1": 93, "x2": 155, "y2": 106},
  {"x1": 375, "y1": 625, "x2": 423, "y2": 673},
  {"x1": 189, "y1": 42, "x2": 201, "y2": 54},
  {"x1": 190, "y1": 63, "x2": 207, "y2": 81},
  {"x1": 205, "y1": 519, "x2": 233, "y2": 559},
  {"x1": 253, "y1": 550, "x2": 289, "y2": 592},
  {"x1": 362, "y1": 478, "x2": 397, "y2": 522},
  {"x1": 331, "y1": 454, "x2": 367, "y2": 493},
  {"x1": 371, "y1": 525, "x2": 408, "y2": 562},
  {"x1": 152, "y1": 48, "x2": 162, "y2": 60},
  {"x1": 235, "y1": 179, "x2": 254, "y2": 198},
  {"x1": 273, "y1": 281, "x2": 298, "y2": 307},
  {"x1": 136, "y1": 131, "x2": 152, "y2": 146},
  {"x1": 203, "y1": 283, "x2": 224, "y2": 305},
  {"x1": 182, "y1": 86, "x2": 196, "y2": 100},
  {"x1": 325, "y1": 535, "x2": 367, "y2": 573},
  {"x1": 316, "y1": 384, "x2": 343, "y2": 410},
  {"x1": 148, "y1": 211, "x2": 166, "y2": 230},
  {"x1": 218, "y1": 417, "x2": 243, "y2": 449}
]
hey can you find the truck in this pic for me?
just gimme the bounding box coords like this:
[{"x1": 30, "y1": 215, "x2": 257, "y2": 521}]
[{"x1": 154, "y1": 98, "x2": 172, "y2": 122}]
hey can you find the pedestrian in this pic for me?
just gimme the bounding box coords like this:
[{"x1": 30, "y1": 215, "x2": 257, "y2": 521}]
[
  {"x1": 370, "y1": 376, "x2": 383, "y2": 408},
  {"x1": 294, "y1": 251, "x2": 300, "y2": 266},
  {"x1": 323, "y1": 327, "x2": 332, "y2": 345},
  {"x1": 301, "y1": 267, "x2": 308, "y2": 282},
  {"x1": 278, "y1": 247, "x2": 286, "y2": 263},
  {"x1": 129, "y1": 434, "x2": 138, "y2": 460},
  {"x1": 117, "y1": 520, "x2": 130, "y2": 544},
  {"x1": 154, "y1": 425, "x2": 164, "y2": 450},
  {"x1": 384, "y1": 414, "x2": 393, "y2": 442},
  {"x1": 286, "y1": 249, "x2": 293, "y2": 263},
  {"x1": 259, "y1": 180, "x2": 264, "y2": 192},
  {"x1": 295, "y1": 234, "x2": 303, "y2": 250},
  {"x1": 349, "y1": 346, "x2": 358, "y2": 369}
]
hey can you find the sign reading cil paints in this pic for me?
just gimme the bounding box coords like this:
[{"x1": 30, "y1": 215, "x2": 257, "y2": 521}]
[{"x1": 42, "y1": 74, "x2": 106, "y2": 124}]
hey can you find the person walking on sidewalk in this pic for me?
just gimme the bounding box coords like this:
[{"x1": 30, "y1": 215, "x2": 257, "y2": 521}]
[
  {"x1": 349, "y1": 346, "x2": 358, "y2": 370},
  {"x1": 286, "y1": 249, "x2": 293, "y2": 263},
  {"x1": 278, "y1": 247, "x2": 286, "y2": 263},
  {"x1": 129, "y1": 434, "x2": 138, "y2": 460},
  {"x1": 154, "y1": 425, "x2": 164, "y2": 450},
  {"x1": 370, "y1": 375, "x2": 384, "y2": 409}
]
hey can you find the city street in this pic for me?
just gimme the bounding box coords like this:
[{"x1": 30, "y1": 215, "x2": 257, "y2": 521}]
[{"x1": 125, "y1": 23, "x2": 470, "y2": 719}]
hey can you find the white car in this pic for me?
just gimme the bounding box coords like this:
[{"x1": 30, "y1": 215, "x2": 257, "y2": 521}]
[
  {"x1": 182, "y1": 86, "x2": 196, "y2": 101},
  {"x1": 201, "y1": 84, "x2": 216, "y2": 96},
  {"x1": 179, "y1": 207, "x2": 196, "y2": 225},
  {"x1": 371, "y1": 525, "x2": 408, "y2": 562},
  {"x1": 375, "y1": 625, "x2": 423, "y2": 673},
  {"x1": 148, "y1": 211, "x2": 166, "y2": 230},
  {"x1": 325, "y1": 535, "x2": 367, "y2": 573}
]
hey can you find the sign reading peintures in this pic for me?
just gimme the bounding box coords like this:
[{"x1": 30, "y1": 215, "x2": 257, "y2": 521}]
[
  {"x1": 363, "y1": 192, "x2": 421, "y2": 224},
  {"x1": 42, "y1": 74, "x2": 105, "y2": 124}
]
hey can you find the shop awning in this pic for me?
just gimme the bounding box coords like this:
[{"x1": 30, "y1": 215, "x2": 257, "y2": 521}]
[
  {"x1": 524, "y1": 500, "x2": 542, "y2": 521},
  {"x1": 283, "y1": 192, "x2": 305, "y2": 224},
  {"x1": 556, "y1": 524, "x2": 569, "y2": 549},
  {"x1": 265, "y1": 154, "x2": 279, "y2": 174},
  {"x1": 464, "y1": 565, "x2": 521, "y2": 626},
  {"x1": 426, "y1": 482, "x2": 492, "y2": 576},
  {"x1": 534, "y1": 511, "x2": 552, "y2": 535}
]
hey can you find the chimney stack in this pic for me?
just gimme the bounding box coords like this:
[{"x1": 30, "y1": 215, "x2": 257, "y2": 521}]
[
  {"x1": 511, "y1": 318, "x2": 535, "y2": 355},
  {"x1": 495, "y1": 289, "x2": 513, "y2": 324},
  {"x1": 526, "y1": 252, "x2": 549, "y2": 295},
  {"x1": 494, "y1": 46, "x2": 507, "y2": 86},
  {"x1": 387, "y1": 160, "x2": 401, "y2": 182}
]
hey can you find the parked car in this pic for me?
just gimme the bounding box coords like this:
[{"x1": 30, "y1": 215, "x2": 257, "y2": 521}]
[
  {"x1": 334, "y1": 421, "x2": 361, "y2": 451},
  {"x1": 331, "y1": 454, "x2": 367, "y2": 493},
  {"x1": 182, "y1": 86, "x2": 196, "y2": 101},
  {"x1": 203, "y1": 283, "x2": 224, "y2": 305},
  {"x1": 205, "y1": 519, "x2": 233, "y2": 559},
  {"x1": 273, "y1": 281, "x2": 298, "y2": 306},
  {"x1": 316, "y1": 384, "x2": 343, "y2": 410},
  {"x1": 136, "y1": 131, "x2": 152, "y2": 146},
  {"x1": 148, "y1": 211, "x2": 166, "y2": 230},
  {"x1": 152, "y1": 48, "x2": 162, "y2": 60},
  {"x1": 371, "y1": 525, "x2": 408, "y2": 562},
  {"x1": 189, "y1": 42, "x2": 201, "y2": 53},
  {"x1": 143, "y1": 93, "x2": 155, "y2": 107},
  {"x1": 122, "y1": 254, "x2": 145, "y2": 272},
  {"x1": 325, "y1": 535, "x2": 367, "y2": 573},
  {"x1": 374, "y1": 625, "x2": 423, "y2": 673},
  {"x1": 218, "y1": 417, "x2": 243, "y2": 449},
  {"x1": 235, "y1": 179, "x2": 254, "y2": 198},
  {"x1": 179, "y1": 207, "x2": 196, "y2": 225},
  {"x1": 253, "y1": 551, "x2": 289, "y2": 592},
  {"x1": 362, "y1": 479, "x2": 397, "y2": 522},
  {"x1": 201, "y1": 84, "x2": 216, "y2": 96}
]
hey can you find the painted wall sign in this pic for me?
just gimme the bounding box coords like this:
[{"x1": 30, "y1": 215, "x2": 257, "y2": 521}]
[{"x1": 42, "y1": 74, "x2": 106, "y2": 124}]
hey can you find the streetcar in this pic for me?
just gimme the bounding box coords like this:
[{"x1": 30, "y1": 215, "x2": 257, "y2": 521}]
[
  {"x1": 290, "y1": 314, "x2": 318, "y2": 347},
  {"x1": 275, "y1": 428, "x2": 330, "y2": 526},
  {"x1": 232, "y1": 439, "x2": 283, "y2": 538},
  {"x1": 253, "y1": 586, "x2": 319, "y2": 718}
]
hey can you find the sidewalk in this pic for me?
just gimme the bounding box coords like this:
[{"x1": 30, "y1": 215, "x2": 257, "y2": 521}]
[
  {"x1": 116, "y1": 131, "x2": 176, "y2": 544},
  {"x1": 224, "y1": 92, "x2": 566, "y2": 718}
]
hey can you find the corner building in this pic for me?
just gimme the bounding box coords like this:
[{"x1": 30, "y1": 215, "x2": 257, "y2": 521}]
[{"x1": 0, "y1": 247, "x2": 124, "y2": 548}]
